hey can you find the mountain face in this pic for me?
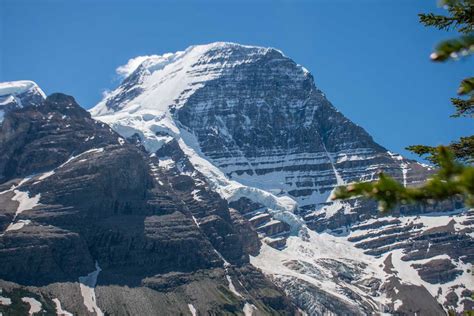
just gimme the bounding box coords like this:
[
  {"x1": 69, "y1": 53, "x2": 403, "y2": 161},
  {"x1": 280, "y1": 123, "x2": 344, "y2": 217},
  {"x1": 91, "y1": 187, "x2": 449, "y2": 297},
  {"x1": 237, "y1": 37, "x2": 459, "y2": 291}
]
[
  {"x1": 90, "y1": 42, "x2": 473, "y2": 315},
  {"x1": 0, "y1": 85, "x2": 295, "y2": 315},
  {"x1": 0, "y1": 42, "x2": 472, "y2": 315}
]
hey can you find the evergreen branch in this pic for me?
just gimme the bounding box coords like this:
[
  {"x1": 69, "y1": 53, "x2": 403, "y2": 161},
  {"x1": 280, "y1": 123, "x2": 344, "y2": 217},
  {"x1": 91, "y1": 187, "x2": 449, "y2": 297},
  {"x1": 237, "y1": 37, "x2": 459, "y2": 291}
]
[
  {"x1": 333, "y1": 147, "x2": 474, "y2": 211},
  {"x1": 419, "y1": 13, "x2": 457, "y2": 31},
  {"x1": 407, "y1": 136, "x2": 474, "y2": 164},
  {"x1": 419, "y1": 0, "x2": 474, "y2": 34},
  {"x1": 430, "y1": 34, "x2": 474, "y2": 61},
  {"x1": 450, "y1": 135, "x2": 474, "y2": 163},
  {"x1": 451, "y1": 97, "x2": 474, "y2": 117},
  {"x1": 458, "y1": 77, "x2": 474, "y2": 95},
  {"x1": 406, "y1": 145, "x2": 438, "y2": 164}
]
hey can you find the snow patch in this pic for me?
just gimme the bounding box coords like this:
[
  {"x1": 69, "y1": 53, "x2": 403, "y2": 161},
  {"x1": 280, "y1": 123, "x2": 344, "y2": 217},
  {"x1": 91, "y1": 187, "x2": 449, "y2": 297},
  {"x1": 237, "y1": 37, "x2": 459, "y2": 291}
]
[
  {"x1": 21, "y1": 297, "x2": 42, "y2": 315},
  {"x1": 1, "y1": 188, "x2": 41, "y2": 236},
  {"x1": 213, "y1": 249, "x2": 230, "y2": 268},
  {"x1": 0, "y1": 296, "x2": 11, "y2": 306},
  {"x1": 393, "y1": 299, "x2": 402, "y2": 311},
  {"x1": 226, "y1": 275, "x2": 243, "y2": 298},
  {"x1": 400, "y1": 162, "x2": 409, "y2": 187},
  {"x1": 192, "y1": 215, "x2": 200, "y2": 227},
  {"x1": 5, "y1": 219, "x2": 31, "y2": 232},
  {"x1": 191, "y1": 189, "x2": 203, "y2": 202},
  {"x1": 159, "y1": 158, "x2": 175, "y2": 169},
  {"x1": 52, "y1": 298, "x2": 73, "y2": 316},
  {"x1": 187, "y1": 303, "x2": 197, "y2": 316},
  {"x1": 243, "y1": 302, "x2": 257, "y2": 316},
  {"x1": 12, "y1": 190, "x2": 41, "y2": 219},
  {"x1": 38, "y1": 170, "x2": 55, "y2": 181},
  {"x1": 59, "y1": 148, "x2": 104, "y2": 168},
  {"x1": 78, "y1": 262, "x2": 103, "y2": 316}
]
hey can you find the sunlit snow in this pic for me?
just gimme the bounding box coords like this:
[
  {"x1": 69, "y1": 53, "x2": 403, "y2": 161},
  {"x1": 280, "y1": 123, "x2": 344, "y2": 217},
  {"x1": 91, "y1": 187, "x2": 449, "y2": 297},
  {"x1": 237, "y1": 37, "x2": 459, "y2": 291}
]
[
  {"x1": 21, "y1": 297, "x2": 42, "y2": 315},
  {"x1": 78, "y1": 262, "x2": 103, "y2": 316}
]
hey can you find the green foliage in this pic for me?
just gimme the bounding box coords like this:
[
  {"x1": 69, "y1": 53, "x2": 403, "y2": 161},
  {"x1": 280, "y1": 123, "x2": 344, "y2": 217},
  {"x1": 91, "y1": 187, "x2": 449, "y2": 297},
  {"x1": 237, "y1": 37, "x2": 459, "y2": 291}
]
[
  {"x1": 450, "y1": 75, "x2": 474, "y2": 117},
  {"x1": 407, "y1": 135, "x2": 474, "y2": 164},
  {"x1": 336, "y1": 0, "x2": 474, "y2": 211},
  {"x1": 419, "y1": 0, "x2": 473, "y2": 118},
  {"x1": 451, "y1": 97, "x2": 473, "y2": 117},
  {"x1": 451, "y1": 135, "x2": 474, "y2": 162},
  {"x1": 333, "y1": 147, "x2": 474, "y2": 212},
  {"x1": 458, "y1": 77, "x2": 474, "y2": 95},
  {"x1": 465, "y1": 311, "x2": 474, "y2": 316},
  {"x1": 429, "y1": 34, "x2": 474, "y2": 61},
  {"x1": 405, "y1": 145, "x2": 439, "y2": 164},
  {"x1": 419, "y1": 0, "x2": 473, "y2": 34}
]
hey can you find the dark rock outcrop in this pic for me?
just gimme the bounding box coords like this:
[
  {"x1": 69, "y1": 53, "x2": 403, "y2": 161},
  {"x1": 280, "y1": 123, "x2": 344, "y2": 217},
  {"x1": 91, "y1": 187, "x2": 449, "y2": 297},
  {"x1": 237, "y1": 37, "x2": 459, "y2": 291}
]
[{"x1": 0, "y1": 91, "x2": 296, "y2": 315}]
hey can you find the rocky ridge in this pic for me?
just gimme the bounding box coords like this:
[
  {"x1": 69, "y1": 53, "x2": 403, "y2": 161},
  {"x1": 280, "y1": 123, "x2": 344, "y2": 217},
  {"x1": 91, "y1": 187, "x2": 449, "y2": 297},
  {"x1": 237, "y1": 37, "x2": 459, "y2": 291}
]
[{"x1": 0, "y1": 88, "x2": 296, "y2": 315}]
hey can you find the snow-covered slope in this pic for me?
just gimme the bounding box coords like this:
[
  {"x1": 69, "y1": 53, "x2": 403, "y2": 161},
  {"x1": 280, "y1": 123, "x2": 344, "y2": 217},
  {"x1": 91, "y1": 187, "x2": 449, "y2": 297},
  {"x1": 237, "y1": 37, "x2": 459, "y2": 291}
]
[
  {"x1": 0, "y1": 80, "x2": 45, "y2": 107},
  {"x1": 252, "y1": 209, "x2": 474, "y2": 314},
  {"x1": 92, "y1": 43, "x2": 273, "y2": 116},
  {"x1": 91, "y1": 42, "x2": 472, "y2": 314},
  {"x1": 0, "y1": 80, "x2": 46, "y2": 123}
]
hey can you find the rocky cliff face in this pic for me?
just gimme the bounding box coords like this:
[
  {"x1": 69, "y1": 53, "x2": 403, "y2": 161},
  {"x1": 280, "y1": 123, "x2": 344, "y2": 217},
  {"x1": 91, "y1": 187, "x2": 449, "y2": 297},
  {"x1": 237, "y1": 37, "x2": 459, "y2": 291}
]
[
  {"x1": 90, "y1": 42, "x2": 472, "y2": 315},
  {"x1": 0, "y1": 88, "x2": 296, "y2": 315}
]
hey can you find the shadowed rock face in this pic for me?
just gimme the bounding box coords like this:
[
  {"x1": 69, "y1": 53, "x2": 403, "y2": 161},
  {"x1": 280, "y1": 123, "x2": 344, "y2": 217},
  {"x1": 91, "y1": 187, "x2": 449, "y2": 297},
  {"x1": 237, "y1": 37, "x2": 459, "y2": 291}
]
[
  {"x1": 0, "y1": 93, "x2": 296, "y2": 315},
  {"x1": 413, "y1": 259, "x2": 463, "y2": 284},
  {"x1": 0, "y1": 93, "x2": 120, "y2": 182}
]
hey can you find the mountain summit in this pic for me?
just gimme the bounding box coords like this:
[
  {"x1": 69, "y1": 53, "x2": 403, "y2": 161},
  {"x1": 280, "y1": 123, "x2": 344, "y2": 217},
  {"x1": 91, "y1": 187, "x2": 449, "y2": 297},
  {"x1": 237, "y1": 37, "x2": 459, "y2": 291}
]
[
  {"x1": 91, "y1": 42, "x2": 427, "y2": 213},
  {"x1": 90, "y1": 42, "x2": 472, "y2": 314},
  {"x1": 92, "y1": 42, "x2": 287, "y2": 116},
  {"x1": 0, "y1": 80, "x2": 46, "y2": 122}
]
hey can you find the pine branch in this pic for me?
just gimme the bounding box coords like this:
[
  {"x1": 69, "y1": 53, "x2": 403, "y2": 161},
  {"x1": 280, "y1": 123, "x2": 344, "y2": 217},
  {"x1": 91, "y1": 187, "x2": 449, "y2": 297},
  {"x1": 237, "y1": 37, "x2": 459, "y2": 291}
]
[
  {"x1": 333, "y1": 147, "x2": 474, "y2": 212},
  {"x1": 419, "y1": 0, "x2": 474, "y2": 34},
  {"x1": 451, "y1": 97, "x2": 474, "y2": 117},
  {"x1": 406, "y1": 145, "x2": 438, "y2": 164},
  {"x1": 407, "y1": 136, "x2": 474, "y2": 164},
  {"x1": 458, "y1": 77, "x2": 474, "y2": 95},
  {"x1": 450, "y1": 135, "x2": 474, "y2": 163},
  {"x1": 429, "y1": 34, "x2": 474, "y2": 61},
  {"x1": 336, "y1": 0, "x2": 474, "y2": 213},
  {"x1": 419, "y1": 13, "x2": 457, "y2": 31}
]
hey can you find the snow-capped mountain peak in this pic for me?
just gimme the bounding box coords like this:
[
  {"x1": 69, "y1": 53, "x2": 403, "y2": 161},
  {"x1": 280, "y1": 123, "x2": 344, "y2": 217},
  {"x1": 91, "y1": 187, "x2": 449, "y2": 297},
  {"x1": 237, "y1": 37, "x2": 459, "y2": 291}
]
[
  {"x1": 91, "y1": 42, "x2": 306, "y2": 117},
  {"x1": 89, "y1": 43, "x2": 470, "y2": 314},
  {"x1": 0, "y1": 80, "x2": 46, "y2": 122},
  {"x1": 90, "y1": 42, "x2": 391, "y2": 213},
  {"x1": 0, "y1": 80, "x2": 45, "y2": 99},
  {"x1": 115, "y1": 42, "x2": 280, "y2": 77}
]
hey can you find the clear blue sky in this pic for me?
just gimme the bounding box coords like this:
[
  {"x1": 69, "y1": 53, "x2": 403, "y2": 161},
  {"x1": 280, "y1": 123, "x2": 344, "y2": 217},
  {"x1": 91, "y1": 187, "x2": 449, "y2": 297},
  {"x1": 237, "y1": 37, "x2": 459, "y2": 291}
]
[{"x1": 1, "y1": 0, "x2": 472, "y2": 159}]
